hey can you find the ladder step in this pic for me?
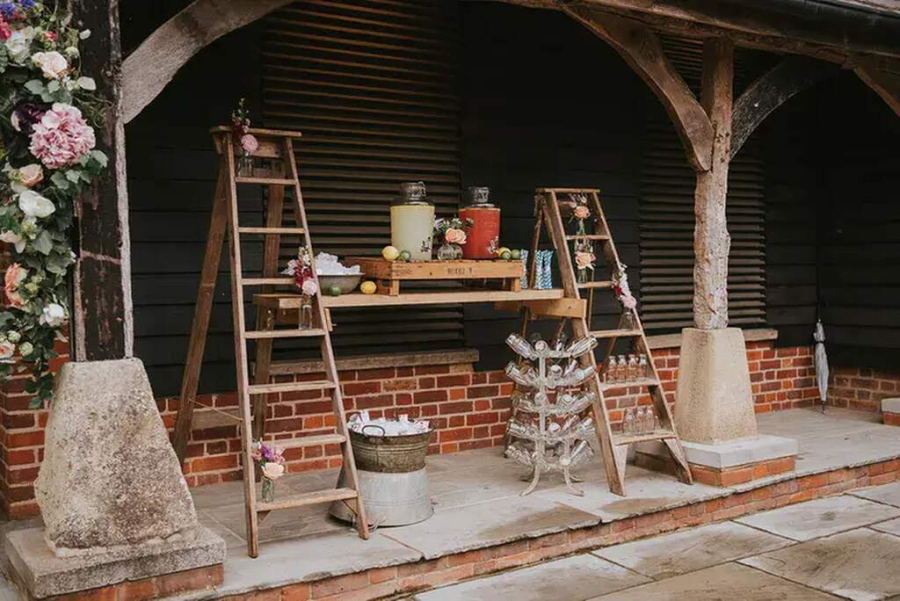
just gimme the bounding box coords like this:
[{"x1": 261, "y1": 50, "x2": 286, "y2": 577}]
[
  {"x1": 191, "y1": 408, "x2": 246, "y2": 429},
  {"x1": 237, "y1": 227, "x2": 306, "y2": 235},
  {"x1": 614, "y1": 430, "x2": 678, "y2": 445},
  {"x1": 591, "y1": 329, "x2": 642, "y2": 339},
  {"x1": 235, "y1": 176, "x2": 296, "y2": 185},
  {"x1": 566, "y1": 234, "x2": 609, "y2": 241},
  {"x1": 257, "y1": 487, "x2": 358, "y2": 512},
  {"x1": 248, "y1": 380, "x2": 336, "y2": 395},
  {"x1": 245, "y1": 328, "x2": 326, "y2": 340},
  {"x1": 278, "y1": 434, "x2": 347, "y2": 450},
  {"x1": 578, "y1": 281, "x2": 614, "y2": 289},
  {"x1": 600, "y1": 377, "x2": 661, "y2": 392},
  {"x1": 243, "y1": 277, "x2": 295, "y2": 286}
]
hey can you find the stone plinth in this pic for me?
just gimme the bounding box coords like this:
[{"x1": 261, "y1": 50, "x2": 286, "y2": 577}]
[
  {"x1": 6, "y1": 527, "x2": 225, "y2": 599},
  {"x1": 674, "y1": 328, "x2": 757, "y2": 444},
  {"x1": 883, "y1": 398, "x2": 900, "y2": 426},
  {"x1": 8, "y1": 358, "x2": 226, "y2": 599},
  {"x1": 637, "y1": 435, "x2": 798, "y2": 487}
]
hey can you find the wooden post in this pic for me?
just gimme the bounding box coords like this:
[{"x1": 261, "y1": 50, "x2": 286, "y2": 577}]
[
  {"x1": 73, "y1": 0, "x2": 133, "y2": 360},
  {"x1": 693, "y1": 38, "x2": 734, "y2": 330}
]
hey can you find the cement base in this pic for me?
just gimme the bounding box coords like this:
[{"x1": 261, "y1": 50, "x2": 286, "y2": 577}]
[
  {"x1": 674, "y1": 328, "x2": 758, "y2": 444},
  {"x1": 5, "y1": 526, "x2": 225, "y2": 599}
]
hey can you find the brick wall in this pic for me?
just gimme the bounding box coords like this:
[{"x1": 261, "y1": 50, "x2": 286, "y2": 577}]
[
  {"x1": 0, "y1": 338, "x2": 883, "y2": 519},
  {"x1": 828, "y1": 367, "x2": 900, "y2": 413}
]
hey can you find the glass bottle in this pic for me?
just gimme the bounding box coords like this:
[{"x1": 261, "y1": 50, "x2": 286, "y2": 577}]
[
  {"x1": 299, "y1": 295, "x2": 314, "y2": 330},
  {"x1": 638, "y1": 354, "x2": 649, "y2": 379},
  {"x1": 606, "y1": 356, "x2": 618, "y2": 383},
  {"x1": 261, "y1": 476, "x2": 275, "y2": 503},
  {"x1": 635, "y1": 407, "x2": 646, "y2": 434},
  {"x1": 616, "y1": 355, "x2": 628, "y2": 382},
  {"x1": 622, "y1": 309, "x2": 636, "y2": 330},
  {"x1": 623, "y1": 408, "x2": 635, "y2": 435},
  {"x1": 626, "y1": 354, "x2": 638, "y2": 382},
  {"x1": 391, "y1": 182, "x2": 434, "y2": 260}
]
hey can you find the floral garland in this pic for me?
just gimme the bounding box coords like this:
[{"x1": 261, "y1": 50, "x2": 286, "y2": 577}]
[
  {"x1": 0, "y1": 2, "x2": 107, "y2": 406},
  {"x1": 612, "y1": 262, "x2": 637, "y2": 310}
]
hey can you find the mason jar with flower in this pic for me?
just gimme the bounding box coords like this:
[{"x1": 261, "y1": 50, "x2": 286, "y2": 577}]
[
  {"x1": 252, "y1": 441, "x2": 286, "y2": 503},
  {"x1": 434, "y1": 216, "x2": 473, "y2": 261}
]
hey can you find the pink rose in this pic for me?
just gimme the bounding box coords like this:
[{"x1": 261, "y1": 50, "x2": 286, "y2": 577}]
[
  {"x1": 31, "y1": 51, "x2": 68, "y2": 79},
  {"x1": 445, "y1": 228, "x2": 466, "y2": 245},
  {"x1": 29, "y1": 103, "x2": 96, "y2": 169},
  {"x1": 0, "y1": 341, "x2": 15, "y2": 361},
  {"x1": 574, "y1": 205, "x2": 590, "y2": 220},
  {"x1": 621, "y1": 294, "x2": 637, "y2": 310},
  {"x1": 4, "y1": 263, "x2": 27, "y2": 308},
  {"x1": 575, "y1": 251, "x2": 595, "y2": 270},
  {"x1": 301, "y1": 279, "x2": 318, "y2": 296},
  {"x1": 0, "y1": 22, "x2": 11, "y2": 41},
  {"x1": 262, "y1": 462, "x2": 285, "y2": 481},
  {"x1": 241, "y1": 134, "x2": 259, "y2": 154},
  {"x1": 18, "y1": 164, "x2": 43, "y2": 188}
]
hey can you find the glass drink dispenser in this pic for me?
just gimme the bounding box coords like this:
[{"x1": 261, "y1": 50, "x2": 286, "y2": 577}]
[
  {"x1": 459, "y1": 186, "x2": 500, "y2": 259},
  {"x1": 390, "y1": 181, "x2": 435, "y2": 261}
]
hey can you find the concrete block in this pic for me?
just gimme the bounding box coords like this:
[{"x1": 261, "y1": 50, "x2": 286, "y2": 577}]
[
  {"x1": 882, "y1": 397, "x2": 900, "y2": 414},
  {"x1": 637, "y1": 435, "x2": 797, "y2": 470}
]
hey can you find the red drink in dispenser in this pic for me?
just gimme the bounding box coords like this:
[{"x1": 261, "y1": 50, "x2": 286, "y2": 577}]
[{"x1": 460, "y1": 187, "x2": 500, "y2": 259}]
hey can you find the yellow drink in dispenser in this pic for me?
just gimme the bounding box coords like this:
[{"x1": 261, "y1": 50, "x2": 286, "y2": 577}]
[{"x1": 391, "y1": 182, "x2": 435, "y2": 261}]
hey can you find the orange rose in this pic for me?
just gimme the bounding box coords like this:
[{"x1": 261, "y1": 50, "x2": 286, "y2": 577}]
[
  {"x1": 445, "y1": 228, "x2": 467, "y2": 245},
  {"x1": 574, "y1": 205, "x2": 590, "y2": 220}
]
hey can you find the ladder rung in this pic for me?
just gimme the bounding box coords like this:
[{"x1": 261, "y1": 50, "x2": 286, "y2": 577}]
[
  {"x1": 257, "y1": 487, "x2": 358, "y2": 512},
  {"x1": 243, "y1": 277, "x2": 295, "y2": 286},
  {"x1": 578, "y1": 281, "x2": 614, "y2": 289},
  {"x1": 278, "y1": 434, "x2": 346, "y2": 450},
  {"x1": 248, "y1": 380, "x2": 336, "y2": 395},
  {"x1": 237, "y1": 227, "x2": 306, "y2": 235},
  {"x1": 191, "y1": 408, "x2": 247, "y2": 429},
  {"x1": 566, "y1": 234, "x2": 609, "y2": 241},
  {"x1": 245, "y1": 328, "x2": 326, "y2": 340},
  {"x1": 614, "y1": 430, "x2": 678, "y2": 445},
  {"x1": 600, "y1": 377, "x2": 660, "y2": 392},
  {"x1": 235, "y1": 176, "x2": 296, "y2": 185},
  {"x1": 591, "y1": 329, "x2": 642, "y2": 339}
]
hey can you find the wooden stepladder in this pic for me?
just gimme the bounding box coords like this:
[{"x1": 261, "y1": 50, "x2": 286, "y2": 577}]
[
  {"x1": 172, "y1": 127, "x2": 369, "y2": 557},
  {"x1": 520, "y1": 188, "x2": 693, "y2": 496}
]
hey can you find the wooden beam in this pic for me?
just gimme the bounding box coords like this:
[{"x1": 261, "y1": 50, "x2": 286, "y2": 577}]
[
  {"x1": 855, "y1": 60, "x2": 900, "y2": 118},
  {"x1": 73, "y1": 0, "x2": 132, "y2": 360},
  {"x1": 693, "y1": 38, "x2": 734, "y2": 330},
  {"x1": 731, "y1": 56, "x2": 840, "y2": 158},
  {"x1": 564, "y1": 5, "x2": 714, "y2": 172},
  {"x1": 121, "y1": 0, "x2": 294, "y2": 124},
  {"x1": 473, "y1": 0, "x2": 899, "y2": 63}
]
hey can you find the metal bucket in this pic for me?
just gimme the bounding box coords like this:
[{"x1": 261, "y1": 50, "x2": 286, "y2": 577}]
[
  {"x1": 349, "y1": 425, "x2": 433, "y2": 473},
  {"x1": 330, "y1": 425, "x2": 435, "y2": 526}
]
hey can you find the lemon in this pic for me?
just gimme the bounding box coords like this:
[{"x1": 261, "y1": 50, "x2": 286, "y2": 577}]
[
  {"x1": 382, "y1": 245, "x2": 400, "y2": 261},
  {"x1": 497, "y1": 247, "x2": 511, "y2": 258},
  {"x1": 360, "y1": 281, "x2": 377, "y2": 295}
]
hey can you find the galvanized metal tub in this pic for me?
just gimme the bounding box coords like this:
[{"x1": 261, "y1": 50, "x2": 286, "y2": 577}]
[
  {"x1": 349, "y1": 426, "x2": 433, "y2": 473},
  {"x1": 330, "y1": 426, "x2": 435, "y2": 526}
]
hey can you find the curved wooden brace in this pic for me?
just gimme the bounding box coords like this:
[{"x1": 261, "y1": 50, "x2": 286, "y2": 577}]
[
  {"x1": 121, "y1": 0, "x2": 294, "y2": 124},
  {"x1": 855, "y1": 60, "x2": 900, "y2": 119},
  {"x1": 563, "y1": 4, "x2": 714, "y2": 172},
  {"x1": 731, "y1": 56, "x2": 839, "y2": 159}
]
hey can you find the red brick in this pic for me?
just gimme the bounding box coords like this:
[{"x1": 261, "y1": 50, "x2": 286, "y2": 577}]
[
  {"x1": 439, "y1": 401, "x2": 473, "y2": 415},
  {"x1": 343, "y1": 382, "x2": 380, "y2": 396},
  {"x1": 155, "y1": 565, "x2": 223, "y2": 597}
]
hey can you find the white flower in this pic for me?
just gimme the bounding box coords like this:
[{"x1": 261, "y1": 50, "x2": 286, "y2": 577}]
[
  {"x1": 5, "y1": 28, "x2": 35, "y2": 64},
  {"x1": 18, "y1": 164, "x2": 43, "y2": 188},
  {"x1": 0, "y1": 231, "x2": 26, "y2": 253},
  {"x1": 7, "y1": 331, "x2": 20, "y2": 343},
  {"x1": 0, "y1": 341, "x2": 15, "y2": 361},
  {"x1": 40, "y1": 303, "x2": 67, "y2": 328},
  {"x1": 261, "y1": 462, "x2": 285, "y2": 481},
  {"x1": 32, "y1": 51, "x2": 68, "y2": 80},
  {"x1": 10, "y1": 112, "x2": 21, "y2": 132},
  {"x1": 18, "y1": 342, "x2": 33, "y2": 357},
  {"x1": 18, "y1": 190, "x2": 55, "y2": 219}
]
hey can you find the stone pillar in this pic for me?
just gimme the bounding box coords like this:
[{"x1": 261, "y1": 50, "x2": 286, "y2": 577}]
[{"x1": 5, "y1": 360, "x2": 225, "y2": 598}]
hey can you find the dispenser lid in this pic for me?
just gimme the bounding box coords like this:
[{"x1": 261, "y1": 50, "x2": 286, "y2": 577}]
[
  {"x1": 394, "y1": 181, "x2": 432, "y2": 206},
  {"x1": 465, "y1": 186, "x2": 494, "y2": 207}
]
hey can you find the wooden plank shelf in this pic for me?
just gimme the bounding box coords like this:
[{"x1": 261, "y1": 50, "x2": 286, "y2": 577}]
[
  {"x1": 613, "y1": 430, "x2": 678, "y2": 445},
  {"x1": 599, "y1": 377, "x2": 661, "y2": 392},
  {"x1": 254, "y1": 288, "x2": 566, "y2": 310},
  {"x1": 346, "y1": 257, "x2": 524, "y2": 296},
  {"x1": 590, "y1": 329, "x2": 642, "y2": 339}
]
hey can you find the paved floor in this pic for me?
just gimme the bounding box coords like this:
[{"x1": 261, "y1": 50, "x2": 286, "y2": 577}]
[
  {"x1": 186, "y1": 408, "x2": 899, "y2": 597},
  {"x1": 413, "y1": 481, "x2": 900, "y2": 600}
]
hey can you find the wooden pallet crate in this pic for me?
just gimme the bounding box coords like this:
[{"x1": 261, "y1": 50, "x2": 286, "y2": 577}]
[{"x1": 345, "y1": 257, "x2": 524, "y2": 296}]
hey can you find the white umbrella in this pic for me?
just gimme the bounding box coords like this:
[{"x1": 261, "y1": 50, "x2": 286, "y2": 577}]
[{"x1": 814, "y1": 320, "x2": 829, "y2": 413}]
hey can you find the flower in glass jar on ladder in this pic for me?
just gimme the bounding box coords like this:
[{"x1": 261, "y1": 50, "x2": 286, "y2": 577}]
[
  {"x1": 231, "y1": 98, "x2": 257, "y2": 177},
  {"x1": 285, "y1": 247, "x2": 317, "y2": 328},
  {"x1": 612, "y1": 262, "x2": 638, "y2": 327},
  {"x1": 252, "y1": 440, "x2": 286, "y2": 503}
]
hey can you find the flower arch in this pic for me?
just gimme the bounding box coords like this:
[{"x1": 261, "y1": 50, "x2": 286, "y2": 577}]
[{"x1": 0, "y1": 1, "x2": 107, "y2": 405}]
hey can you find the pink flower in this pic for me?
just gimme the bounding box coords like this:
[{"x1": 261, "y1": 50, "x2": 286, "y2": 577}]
[
  {"x1": 241, "y1": 134, "x2": 259, "y2": 154},
  {"x1": 445, "y1": 228, "x2": 467, "y2": 245},
  {"x1": 262, "y1": 462, "x2": 285, "y2": 481},
  {"x1": 4, "y1": 263, "x2": 27, "y2": 308},
  {"x1": 574, "y1": 205, "x2": 590, "y2": 220},
  {"x1": 45, "y1": 31, "x2": 56, "y2": 42},
  {"x1": 31, "y1": 51, "x2": 67, "y2": 79},
  {"x1": 18, "y1": 164, "x2": 43, "y2": 188},
  {"x1": 621, "y1": 294, "x2": 637, "y2": 310},
  {"x1": 0, "y1": 22, "x2": 11, "y2": 41},
  {"x1": 575, "y1": 251, "x2": 595, "y2": 270},
  {"x1": 29, "y1": 103, "x2": 96, "y2": 169},
  {"x1": 0, "y1": 340, "x2": 14, "y2": 361},
  {"x1": 301, "y1": 279, "x2": 318, "y2": 296}
]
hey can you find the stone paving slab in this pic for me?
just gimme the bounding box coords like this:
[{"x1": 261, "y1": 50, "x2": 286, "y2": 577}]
[
  {"x1": 741, "y1": 528, "x2": 900, "y2": 601},
  {"x1": 381, "y1": 495, "x2": 600, "y2": 560},
  {"x1": 593, "y1": 521, "x2": 792, "y2": 579},
  {"x1": 588, "y1": 562, "x2": 836, "y2": 600},
  {"x1": 851, "y1": 483, "x2": 900, "y2": 508},
  {"x1": 872, "y1": 518, "x2": 900, "y2": 538},
  {"x1": 735, "y1": 494, "x2": 900, "y2": 541},
  {"x1": 413, "y1": 554, "x2": 649, "y2": 601}
]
